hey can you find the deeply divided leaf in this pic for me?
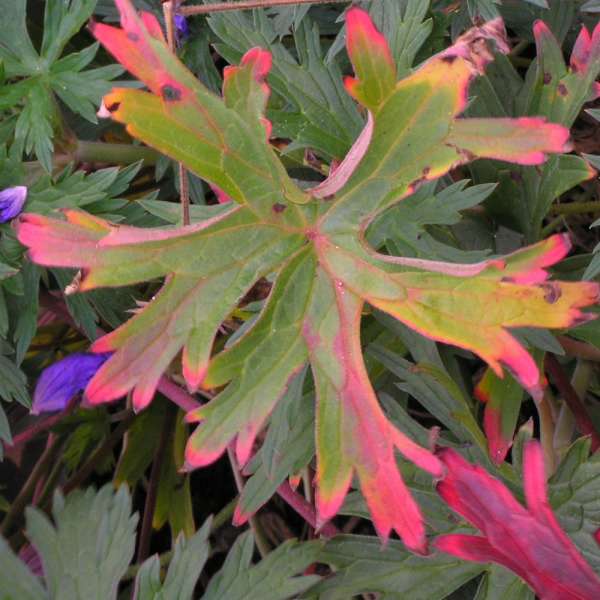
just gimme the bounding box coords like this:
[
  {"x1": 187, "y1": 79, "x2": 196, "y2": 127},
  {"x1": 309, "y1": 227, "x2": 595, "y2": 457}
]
[{"x1": 16, "y1": 1, "x2": 599, "y2": 552}]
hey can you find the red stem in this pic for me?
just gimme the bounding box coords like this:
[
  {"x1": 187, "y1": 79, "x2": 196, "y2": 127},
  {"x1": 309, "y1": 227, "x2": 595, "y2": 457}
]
[
  {"x1": 545, "y1": 355, "x2": 600, "y2": 452},
  {"x1": 276, "y1": 481, "x2": 340, "y2": 537}
]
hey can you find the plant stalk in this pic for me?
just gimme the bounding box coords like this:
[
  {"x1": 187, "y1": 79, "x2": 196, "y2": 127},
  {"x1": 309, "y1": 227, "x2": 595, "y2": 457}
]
[
  {"x1": 227, "y1": 446, "x2": 271, "y2": 557},
  {"x1": 179, "y1": 0, "x2": 359, "y2": 16},
  {"x1": 545, "y1": 354, "x2": 600, "y2": 452},
  {"x1": 1, "y1": 434, "x2": 65, "y2": 537},
  {"x1": 73, "y1": 141, "x2": 159, "y2": 166},
  {"x1": 550, "y1": 201, "x2": 600, "y2": 215},
  {"x1": 137, "y1": 406, "x2": 177, "y2": 562}
]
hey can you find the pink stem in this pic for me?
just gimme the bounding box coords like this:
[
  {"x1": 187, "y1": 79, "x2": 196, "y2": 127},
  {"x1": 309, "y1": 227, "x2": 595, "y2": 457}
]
[{"x1": 276, "y1": 481, "x2": 340, "y2": 537}]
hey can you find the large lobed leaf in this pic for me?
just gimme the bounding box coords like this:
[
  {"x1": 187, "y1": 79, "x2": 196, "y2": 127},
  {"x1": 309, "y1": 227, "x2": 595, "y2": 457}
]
[{"x1": 15, "y1": 0, "x2": 599, "y2": 552}]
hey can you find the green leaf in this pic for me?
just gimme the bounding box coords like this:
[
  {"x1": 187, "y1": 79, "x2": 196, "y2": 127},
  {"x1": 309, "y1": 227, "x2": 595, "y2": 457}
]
[
  {"x1": 308, "y1": 534, "x2": 484, "y2": 599},
  {"x1": 474, "y1": 565, "x2": 534, "y2": 600},
  {"x1": 25, "y1": 485, "x2": 138, "y2": 600},
  {"x1": 115, "y1": 400, "x2": 167, "y2": 487},
  {"x1": 13, "y1": 262, "x2": 40, "y2": 365},
  {"x1": 0, "y1": 538, "x2": 46, "y2": 600},
  {"x1": 236, "y1": 368, "x2": 314, "y2": 524},
  {"x1": 550, "y1": 438, "x2": 600, "y2": 571},
  {"x1": 202, "y1": 532, "x2": 321, "y2": 600},
  {"x1": 209, "y1": 10, "x2": 363, "y2": 160},
  {"x1": 134, "y1": 518, "x2": 211, "y2": 600},
  {"x1": 0, "y1": 354, "x2": 29, "y2": 407},
  {"x1": 153, "y1": 409, "x2": 195, "y2": 538},
  {"x1": 0, "y1": 0, "x2": 39, "y2": 75},
  {"x1": 41, "y1": 0, "x2": 97, "y2": 64},
  {"x1": 1, "y1": 0, "x2": 121, "y2": 170},
  {"x1": 17, "y1": 3, "x2": 599, "y2": 551}
]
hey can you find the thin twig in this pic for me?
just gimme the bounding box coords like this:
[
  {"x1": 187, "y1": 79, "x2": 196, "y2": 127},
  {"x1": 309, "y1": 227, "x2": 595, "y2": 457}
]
[
  {"x1": 6, "y1": 396, "x2": 78, "y2": 453},
  {"x1": 227, "y1": 446, "x2": 271, "y2": 557},
  {"x1": 550, "y1": 201, "x2": 600, "y2": 215},
  {"x1": 276, "y1": 481, "x2": 339, "y2": 537},
  {"x1": 137, "y1": 406, "x2": 177, "y2": 562},
  {"x1": 545, "y1": 354, "x2": 600, "y2": 452},
  {"x1": 179, "y1": 0, "x2": 357, "y2": 16},
  {"x1": 163, "y1": 1, "x2": 191, "y2": 225},
  {"x1": 558, "y1": 335, "x2": 600, "y2": 363},
  {"x1": 62, "y1": 413, "x2": 135, "y2": 494},
  {"x1": 157, "y1": 377, "x2": 202, "y2": 412},
  {"x1": 1, "y1": 435, "x2": 66, "y2": 537}
]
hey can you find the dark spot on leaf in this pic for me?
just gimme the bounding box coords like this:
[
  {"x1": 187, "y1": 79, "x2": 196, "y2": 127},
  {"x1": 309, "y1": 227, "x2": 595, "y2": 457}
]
[
  {"x1": 501, "y1": 276, "x2": 516, "y2": 283},
  {"x1": 422, "y1": 166, "x2": 431, "y2": 177},
  {"x1": 558, "y1": 83, "x2": 568, "y2": 97},
  {"x1": 510, "y1": 171, "x2": 523, "y2": 183},
  {"x1": 540, "y1": 283, "x2": 561, "y2": 304},
  {"x1": 161, "y1": 84, "x2": 182, "y2": 102},
  {"x1": 570, "y1": 313, "x2": 595, "y2": 327},
  {"x1": 106, "y1": 101, "x2": 121, "y2": 113},
  {"x1": 543, "y1": 72, "x2": 552, "y2": 84},
  {"x1": 272, "y1": 203, "x2": 287, "y2": 213},
  {"x1": 441, "y1": 55, "x2": 457, "y2": 64},
  {"x1": 126, "y1": 32, "x2": 139, "y2": 41}
]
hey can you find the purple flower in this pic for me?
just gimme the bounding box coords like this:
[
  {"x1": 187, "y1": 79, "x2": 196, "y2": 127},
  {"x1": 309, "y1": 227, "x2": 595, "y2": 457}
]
[
  {"x1": 0, "y1": 186, "x2": 27, "y2": 223},
  {"x1": 32, "y1": 352, "x2": 111, "y2": 414},
  {"x1": 174, "y1": 14, "x2": 189, "y2": 42}
]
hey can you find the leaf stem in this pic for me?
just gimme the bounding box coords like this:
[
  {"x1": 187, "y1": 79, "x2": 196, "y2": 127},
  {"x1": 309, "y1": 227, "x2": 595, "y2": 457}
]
[
  {"x1": 545, "y1": 354, "x2": 600, "y2": 452},
  {"x1": 550, "y1": 201, "x2": 600, "y2": 215},
  {"x1": 227, "y1": 446, "x2": 271, "y2": 557},
  {"x1": 536, "y1": 390, "x2": 556, "y2": 475},
  {"x1": 62, "y1": 412, "x2": 135, "y2": 494},
  {"x1": 5, "y1": 396, "x2": 77, "y2": 453},
  {"x1": 164, "y1": 1, "x2": 191, "y2": 225},
  {"x1": 73, "y1": 141, "x2": 160, "y2": 166},
  {"x1": 137, "y1": 405, "x2": 177, "y2": 562},
  {"x1": 123, "y1": 496, "x2": 237, "y2": 582},
  {"x1": 179, "y1": 0, "x2": 359, "y2": 16},
  {"x1": 557, "y1": 335, "x2": 600, "y2": 363},
  {"x1": 0, "y1": 434, "x2": 66, "y2": 537},
  {"x1": 276, "y1": 481, "x2": 339, "y2": 537}
]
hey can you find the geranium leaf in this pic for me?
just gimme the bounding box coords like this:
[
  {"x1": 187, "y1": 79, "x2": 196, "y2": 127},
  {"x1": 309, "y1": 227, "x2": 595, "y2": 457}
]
[
  {"x1": 475, "y1": 368, "x2": 524, "y2": 466},
  {"x1": 16, "y1": 2, "x2": 599, "y2": 551}
]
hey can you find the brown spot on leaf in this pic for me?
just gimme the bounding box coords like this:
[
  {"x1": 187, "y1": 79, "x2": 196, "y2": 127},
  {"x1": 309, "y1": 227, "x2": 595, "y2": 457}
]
[
  {"x1": 543, "y1": 72, "x2": 552, "y2": 84},
  {"x1": 422, "y1": 166, "x2": 431, "y2": 177},
  {"x1": 161, "y1": 84, "x2": 182, "y2": 102},
  {"x1": 126, "y1": 32, "x2": 139, "y2": 41},
  {"x1": 272, "y1": 203, "x2": 287, "y2": 213},
  {"x1": 558, "y1": 83, "x2": 568, "y2": 97},
  {"x1": 441, "y1": 55, "x2": 457, "y2": 64},
  {"x1": 106, "y1": 101, "x2": 121, "y2": 113},
  {"x1": 540, "y1": 282, "x2": 561, "y2": 304},
  {"x1": 501, "y1": 276, "x2": 516, "y2": 283}
]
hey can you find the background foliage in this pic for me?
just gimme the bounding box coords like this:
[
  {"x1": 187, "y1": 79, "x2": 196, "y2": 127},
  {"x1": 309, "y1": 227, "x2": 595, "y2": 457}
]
[{"x1": 1, "y1": 0, "x2": 600, "y2": 598}]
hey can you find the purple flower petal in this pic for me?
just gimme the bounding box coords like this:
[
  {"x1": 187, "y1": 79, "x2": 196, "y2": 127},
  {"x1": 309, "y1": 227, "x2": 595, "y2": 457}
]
[
  {"x1": 174, "y1": 14, "x2": 189, "y2": 40},
  {"x1": 0, "y1": 186, "x2": 27, "y2": 223},
  {"x1": 32, "y1": 352, "x2": 112, "y2": 414}
]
